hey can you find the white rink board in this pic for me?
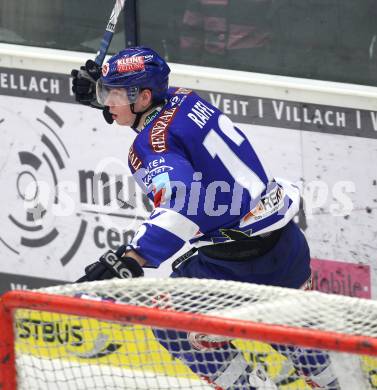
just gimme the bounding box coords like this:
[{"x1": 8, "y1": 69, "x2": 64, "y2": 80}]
[
  {"x1": 15, "y1": 351, "x2": 368, "y2": 390},
  {"x1": 16, "y1": 354, "x2": 211, "y2": 390},
  {"x1": 0, "y1": 43, "x2": 376, "y2": 298}
]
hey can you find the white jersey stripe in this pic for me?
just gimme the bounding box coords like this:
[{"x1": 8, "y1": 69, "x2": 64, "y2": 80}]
[{"x1": 147, "y1": 208, "x2": 200, "y2": 242}]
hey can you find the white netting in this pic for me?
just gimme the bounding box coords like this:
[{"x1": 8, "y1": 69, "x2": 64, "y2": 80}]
[
  {"x1": 9, "y1": 278, "x2": 377, "y2": 390},
  {"x1": 40, "y1": 278, "x2": 377, "y2": 336}
]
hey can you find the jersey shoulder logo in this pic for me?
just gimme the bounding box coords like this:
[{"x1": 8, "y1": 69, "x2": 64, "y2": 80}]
[{"x1": 174, "y1": 87, "x2": 192, "y2": 95}]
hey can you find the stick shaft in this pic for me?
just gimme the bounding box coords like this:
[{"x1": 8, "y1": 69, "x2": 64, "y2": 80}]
[{"x1": 95, "y1": 0, "x2": 126, "y2": 66}]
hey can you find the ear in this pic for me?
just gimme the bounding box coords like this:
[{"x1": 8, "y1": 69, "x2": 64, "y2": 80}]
[{"x1": 139, "y1": 89, "x2": 153, "y2": 108}]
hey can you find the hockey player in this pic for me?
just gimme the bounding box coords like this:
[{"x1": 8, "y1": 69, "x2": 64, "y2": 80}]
[{"x1": 71, "y1": 46, "x2": 340, "y2": 389}]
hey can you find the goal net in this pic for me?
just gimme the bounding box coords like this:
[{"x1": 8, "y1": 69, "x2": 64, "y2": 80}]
[{"x1": 1, "y1": 278, "x2": 377, "y2": 390}]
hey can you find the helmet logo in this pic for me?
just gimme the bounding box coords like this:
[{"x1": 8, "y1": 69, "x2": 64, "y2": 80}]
[
  {"x1": 116, "y1": 56, "x2": 145, "y2": 73},
  {"x1": 102, "y1": 63, "x2": 110, "y2": 77}
]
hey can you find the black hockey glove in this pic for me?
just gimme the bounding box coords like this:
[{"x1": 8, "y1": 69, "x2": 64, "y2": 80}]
[
  {"x1": 71, "y1": 59, "x2": 101, "y2": 106},
  {"x1": 71, "y1": 59, "x2": 114, "y2": 124},
  {"x1": 77, "y1": 250, "x2": 144, "y2": 283}
]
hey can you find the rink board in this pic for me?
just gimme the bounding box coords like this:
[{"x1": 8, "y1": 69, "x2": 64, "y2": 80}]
[
  {"x1": 0, "y1": 44, "x2": 376, "y2": 300},
  {"x1": 0, "y1": 44, "x2": 376, "y2": 297},
  {"x1": 16, "y1": 354, "x2": 211, "y2": 390}
]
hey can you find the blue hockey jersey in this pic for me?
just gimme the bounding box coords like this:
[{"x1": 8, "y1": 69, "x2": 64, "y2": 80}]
[{"x1": 127, "y1": 88, "x2": 300, "y2": 267}]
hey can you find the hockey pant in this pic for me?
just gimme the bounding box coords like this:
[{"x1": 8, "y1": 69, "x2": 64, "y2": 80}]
[
  {"x1": 153, "y1": 328, "x2": 341, "y2": 389},
  {"x1": 152, "y1": 328, "x2": 256, "y2": 389}
]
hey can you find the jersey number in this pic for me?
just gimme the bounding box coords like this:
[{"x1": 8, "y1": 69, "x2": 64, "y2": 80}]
[{"x1": 202, "y1": 114, "x2": 265, "y2": 198}]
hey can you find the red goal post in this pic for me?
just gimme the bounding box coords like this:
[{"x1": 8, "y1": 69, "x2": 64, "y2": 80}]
[{"x1": 1, "y1": 278, "x2": 377, "y2": 389}]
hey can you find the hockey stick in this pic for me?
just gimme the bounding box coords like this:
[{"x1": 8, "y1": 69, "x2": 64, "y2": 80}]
[{"x1": 95, "y1": 0, "x2": 126, "y2": 66}]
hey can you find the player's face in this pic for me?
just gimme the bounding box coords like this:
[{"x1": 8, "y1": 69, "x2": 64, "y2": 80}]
[
  {"x1": 98, "y1": 84, "x2": 137, "y2": 126},
  {"x1": 108, "y1": 89, "x2": 152, "y2": 127},
  {"x1": 108, "y1": 101, "x2": 136, "y2": 126}
]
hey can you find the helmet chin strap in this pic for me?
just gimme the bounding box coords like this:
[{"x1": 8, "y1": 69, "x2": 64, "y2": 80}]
[{"x1": 130, "y1": 103, "x2": 146, "y2": 131}]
